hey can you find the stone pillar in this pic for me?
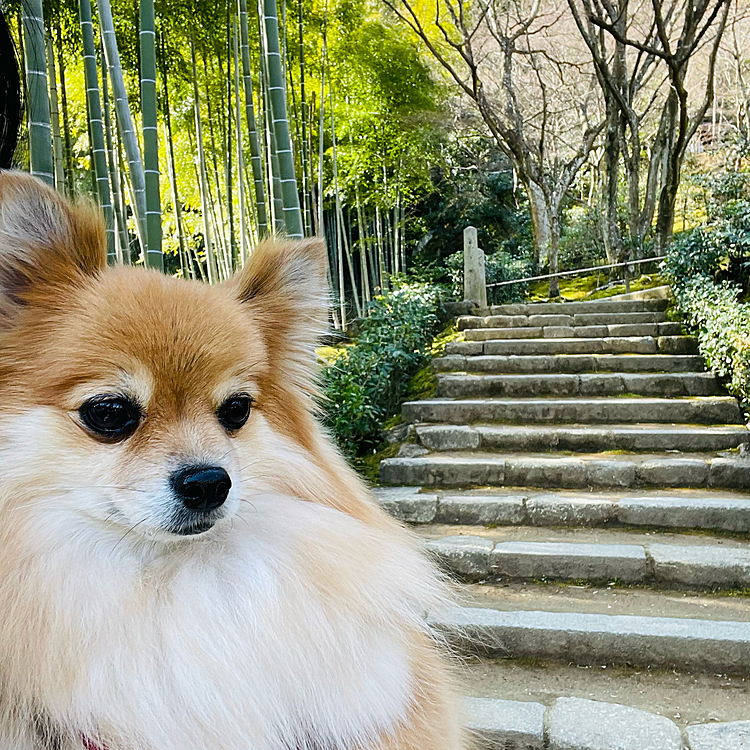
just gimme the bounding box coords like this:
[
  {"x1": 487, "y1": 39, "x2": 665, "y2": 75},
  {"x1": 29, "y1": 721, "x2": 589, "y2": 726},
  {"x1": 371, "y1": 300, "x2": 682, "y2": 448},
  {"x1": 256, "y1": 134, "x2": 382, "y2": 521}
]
[{"x1": 463, "y1": 226, "x2": 487, "y2": 308}]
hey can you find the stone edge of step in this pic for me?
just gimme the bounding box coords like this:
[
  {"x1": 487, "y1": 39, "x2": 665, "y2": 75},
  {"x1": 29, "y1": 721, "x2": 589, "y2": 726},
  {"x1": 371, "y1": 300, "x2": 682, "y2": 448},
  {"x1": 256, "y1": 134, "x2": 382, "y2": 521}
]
[
  {"x1": 464, "y1": 695, "x2": 749, "y2": 750},
  {"x1": 430, "y1": 605, "x2": 750, "y2": 674},
  {"x1": 421, "y1": 535, "x2": 750, "y2": 590},
  {"x1": 372, "y1": 486, "x2": 750, "y2": 532}
]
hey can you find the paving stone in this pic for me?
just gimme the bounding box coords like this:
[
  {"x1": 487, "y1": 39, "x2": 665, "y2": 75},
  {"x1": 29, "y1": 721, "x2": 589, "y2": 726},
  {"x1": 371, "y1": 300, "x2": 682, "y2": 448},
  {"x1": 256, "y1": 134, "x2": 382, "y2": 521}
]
[
  {"x1": 416, "y1": 425, "x2": 480, "y2": 451},
  {"x1": 573, "y1": 325, "x2": 610, "y2": 338},
  {"x1": 445, "y1": 340, "x2": 483, "y2": 355},
  {"x1": 586, "y1": 459, "x2": 637, "y2": 488},
  {"x1": 709, "y1": 458, "x2": 750, "y2": 489},
  {"x1": 504, "y1": 457, "x2": 588, "y2": 489},
  {"x1": 431, "y1": 607, "x2": 750, "y2": 673},
  {"x1": 605, "y1": 336, "x2": 658, "y2": 354},
  {"x1": 484, "y1": 315, "x2": 529, "y2": 328},
  {"x1": 424, "y1": 536, "x2": 493, "y2": 580},
  {"x1": 431, "y1": 354, "x2": 467, "y2": 371},
  {"x1": 457, "y1": 316, "x2": 486, "y2": 330},
  {"x1": 616, "y1": 494, "x2": 750, "y2": 531},
  {"x1": 659, "y1": 322, "x2": 683, "y2": 336},
  {"x1": 372, "y1": 487, "x2": 438, "y2": 524},
  {"x1": 687, "y1": 720, "x2": 750, "y2": 750},
  {"x1": 528, "y1": 314, "x2": 575, "y2": 327},
  {"x1": 574, "y1": 312, "x2": 665, "y2": 326},
  {"x1": 658, "y1": 335, "x2": 699, "y2": 354},
  {"x1": 489, "y1": 304, "x2": 528, "y2": 316},
  {"x1": 636, "y1": 458, "x2": 710, "y2": 487},
  {"x1": 649, "y1": 543, "x2": 750, "y2": 589},
  {"x1": 544, "y1": 326, "x2": 577, "y2": 338},
  {"x1": 465, "y1": 327, "x2": 543, "y2": 341},
  {"x1": 397, "y1": 444, "x2": 429, "y2": 457},
  {"x1": 490, "y1": 541, "x2": 647, "y2": 582},
  {"x1": 436, "y1": 495, "x2": 527, "y2": 525},
  {"x1": 435, "y1": 373, "x2": 582, "y2": 398},
  {"x1": 548, "y1": 697, "x2": 683, "y2": 750},
  {"x1": 379, "y1": 456, "x2": 506, "y2": 487},
  {"x1": 464, "y1": 697, "x2": 545, "y2": 750},
  {"x1": 525, "y1": 493, "x2": 616, "y2": 526}
]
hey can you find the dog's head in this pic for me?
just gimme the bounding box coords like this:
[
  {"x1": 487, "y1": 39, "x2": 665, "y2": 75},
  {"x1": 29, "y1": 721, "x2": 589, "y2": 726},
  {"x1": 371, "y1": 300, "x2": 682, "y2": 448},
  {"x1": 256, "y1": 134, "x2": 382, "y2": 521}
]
[{"x1": 0, "y1": 171, "x2": 330, "y2": 543}]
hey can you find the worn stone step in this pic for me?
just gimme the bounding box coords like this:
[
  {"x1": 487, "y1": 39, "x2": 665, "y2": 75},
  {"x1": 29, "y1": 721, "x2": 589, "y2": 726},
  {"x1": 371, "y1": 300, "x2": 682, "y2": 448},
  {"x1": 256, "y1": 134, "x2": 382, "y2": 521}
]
[
  {"x1": 432, "y1": 605, "x2": 750, "y2": 674},
  {"x1": 433, "y1": 353, "x2": 706, "y2": 375},
  {"x1": 374, "y1": 486, "x2": 750, "y2": 532},
  {"x1": 379, "y1": 452, "x2": 750, "y2": 490},
  {"x1": 465, "y1": 695, "x2": 731, "y2": 750},
  {"x1": 402, "y1": 397, "x2": 743, "y2": 426},
  {"x1": 463, "y1": 322, "x2": 680, "y2": 341},
  {"x1": 434, "y1": 372, "x2": 721, "y2": 399},
  {"x1": 414, "y1": 423, "x2": 748, "y2": 453},
  {"x1": 424, "y1": 535, "x2": 750, "y2": 590},
  {"x1": 460, "y1": 310, "x2": 669, "y2": 330},
  {"x1": 446, "y1": 336, "x2": 698, "y2": 357},
  {"x1": 463, "y1": 658, "x2": 750, "y2": 736},
  {"x1": 488, "y1": 299, "x2": 669, "y2": 315}
]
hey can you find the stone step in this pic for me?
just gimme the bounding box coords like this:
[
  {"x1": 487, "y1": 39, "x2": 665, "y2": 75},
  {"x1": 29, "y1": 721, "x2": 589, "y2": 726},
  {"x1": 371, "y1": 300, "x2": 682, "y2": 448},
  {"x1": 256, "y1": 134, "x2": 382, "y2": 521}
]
[
  {"x1": 460, "y1": 310, "x2": 669, "y2": 330},
  {"x1": 434, "y1": 372, "x2": 721, "y2": 399},
  {"x1": 446, "y1": 335, "x2": 698, "y2": 357},
  {"x1": 374, "y1": 486, "x2": 750, "y2": 532},
  {"x1": 433, "y1": 353, "x2": 706, "y2": 374},
  {"x1": 414, "y1": 423, "x2": 748, "y2": 453},
  {"x1": 465, "y1": 696, "x2": 746, "y2": 750},
  {"x1": 488, "y1": 299, "x2": 669, "y2": 315},
  {"x1": 463, "y1": 661, "x2": 750, "y2": 741},
  {"x1": 432, "y1": 605, "x2": 750, "y2": 674},
  {"x1": 463, "y1": 322, "x2": 680, "y2": 340},
  {"x1": 402, "y1": 397, "x2": 743, "y2": 426},
  {"x1": 379, "y1": 452, "x2": 750, "y2": 490},
  {"x1": 466, "y1": 695, "x2": 750, "y2": 750},
  {"x1": 425, "y1": 535, "x2": 750, "y2": 590}
]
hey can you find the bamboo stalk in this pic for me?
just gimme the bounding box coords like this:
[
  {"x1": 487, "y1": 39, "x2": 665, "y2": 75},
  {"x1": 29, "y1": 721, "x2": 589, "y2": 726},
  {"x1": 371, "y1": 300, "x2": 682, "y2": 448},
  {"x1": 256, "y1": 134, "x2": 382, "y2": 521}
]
[
  {"x1": 233, "y1": 19, "x2": 248, "y2": 264},
  {"x1": 55, "y1": 25, "x2": 74, "y2": 195},
  {"x1": 45, "y1": 33, "x2": 65, "y2": 191},
  {"x1": 225, "y1": 0, "x2": 237, "y2": 269},
  {"x1": 21, "y1": 0, "x2": 54, "y2": 185},
  {"x1": 191, "y1": 36, "x2": 219, "y2": 283},
  {"x1": 100, "y1": 39, "x2": 129, "y2": 263},
  {"x1": 298, "y1": 1, "x2": 312, "y2": 235},
  {"x1": 79, "y1": 0, "x2": 115, "y2": 261},
  {"x1": 238, "y1": 0, "x2": 268, "y2": 235},
  {"x1": 98, "y1": 0, "x2": 147, "y2": 259},
  {"x1": 139, "y1": 0, "x2": 163, "y2": 270},
  {"x1": 355, "y1": 182, "x2": 370, "y2": 303},
  {"x1": 261, "y1": 0, "x2": 302, "y2": 237}
]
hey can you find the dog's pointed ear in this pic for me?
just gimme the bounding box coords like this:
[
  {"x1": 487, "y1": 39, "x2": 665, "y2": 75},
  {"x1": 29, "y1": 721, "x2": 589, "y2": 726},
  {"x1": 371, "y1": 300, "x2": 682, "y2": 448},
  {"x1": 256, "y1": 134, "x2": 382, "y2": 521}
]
[
  {"x1": 0, "y1": 170, "x2": 106, "y2": 310},
  {"x1": 231, "y1": 237, "x2": 329, "y2": 382}
]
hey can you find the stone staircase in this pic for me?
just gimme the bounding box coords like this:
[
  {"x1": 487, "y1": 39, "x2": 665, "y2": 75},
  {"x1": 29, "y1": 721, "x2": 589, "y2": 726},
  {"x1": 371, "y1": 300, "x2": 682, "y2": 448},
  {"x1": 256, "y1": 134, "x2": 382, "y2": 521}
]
[{"x1": 376, "y1": 296, "x2": 750, "y2": 749}]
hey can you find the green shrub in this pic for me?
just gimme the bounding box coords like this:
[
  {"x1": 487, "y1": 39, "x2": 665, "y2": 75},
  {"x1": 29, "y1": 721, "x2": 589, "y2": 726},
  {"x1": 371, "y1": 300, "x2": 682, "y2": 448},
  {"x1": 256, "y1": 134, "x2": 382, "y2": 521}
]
[
  {"x1": 672, "y1": 275, "x2": 750, "y2": 407},
  {"x1": 320, "y1": 282, "x2": 444, "y2": 456}
]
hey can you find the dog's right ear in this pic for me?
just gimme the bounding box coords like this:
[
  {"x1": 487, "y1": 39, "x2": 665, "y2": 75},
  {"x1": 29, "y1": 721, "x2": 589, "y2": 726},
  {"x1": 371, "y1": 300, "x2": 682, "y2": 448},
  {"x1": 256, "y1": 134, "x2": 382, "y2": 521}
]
[{"x1": 0, "y1": 170, "x2": 106, "y2": 312}]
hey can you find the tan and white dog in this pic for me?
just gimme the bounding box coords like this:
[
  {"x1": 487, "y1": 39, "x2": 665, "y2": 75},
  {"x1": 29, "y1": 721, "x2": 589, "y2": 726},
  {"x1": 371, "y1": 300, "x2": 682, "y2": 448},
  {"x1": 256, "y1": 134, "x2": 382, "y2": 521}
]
[{"x1": 0, "y1": 172, "x2": 462, "y2": 750}]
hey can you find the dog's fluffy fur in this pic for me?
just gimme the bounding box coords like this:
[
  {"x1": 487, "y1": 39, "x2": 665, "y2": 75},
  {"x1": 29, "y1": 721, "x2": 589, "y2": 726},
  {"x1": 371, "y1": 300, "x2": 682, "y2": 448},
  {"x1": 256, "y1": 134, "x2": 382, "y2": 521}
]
[{"x1": 0, "y1": 172, "x2": 462, "y2": 750}]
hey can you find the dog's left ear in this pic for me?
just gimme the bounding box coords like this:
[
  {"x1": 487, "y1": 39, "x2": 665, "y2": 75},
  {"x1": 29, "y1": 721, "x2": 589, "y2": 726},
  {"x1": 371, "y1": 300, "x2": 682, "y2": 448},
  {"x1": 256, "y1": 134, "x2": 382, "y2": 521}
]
[
  {"x1": 232, "y1": 237, "x2": 329, "y2": 380},
  {"x1": 0, "y1": 170, "x2": 106, "y2": 310}
]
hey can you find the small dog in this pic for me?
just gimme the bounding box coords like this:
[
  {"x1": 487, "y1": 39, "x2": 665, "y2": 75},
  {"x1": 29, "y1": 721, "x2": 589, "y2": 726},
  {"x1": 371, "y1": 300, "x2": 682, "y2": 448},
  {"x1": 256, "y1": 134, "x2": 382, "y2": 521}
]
[{"x1": 0, "y1": 172, "x2": 462, "y2": 750}]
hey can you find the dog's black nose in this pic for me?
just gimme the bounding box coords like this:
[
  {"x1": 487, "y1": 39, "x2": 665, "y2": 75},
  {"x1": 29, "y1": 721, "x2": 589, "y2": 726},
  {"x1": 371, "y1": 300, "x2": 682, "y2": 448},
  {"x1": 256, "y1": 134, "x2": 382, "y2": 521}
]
[{"x1": 170, "y1": 466, "x2": 231, "y2": 512}]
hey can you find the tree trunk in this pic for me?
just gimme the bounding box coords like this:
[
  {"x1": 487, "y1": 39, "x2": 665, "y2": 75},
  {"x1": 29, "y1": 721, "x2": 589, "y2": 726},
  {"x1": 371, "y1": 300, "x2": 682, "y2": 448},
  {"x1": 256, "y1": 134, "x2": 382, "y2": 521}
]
[
  {"x1": 548, "y1": 212, "x2": 561, "y2": 298},
  {"x1": 21, "y1": 0, "x2": 54, "y2": 185}
]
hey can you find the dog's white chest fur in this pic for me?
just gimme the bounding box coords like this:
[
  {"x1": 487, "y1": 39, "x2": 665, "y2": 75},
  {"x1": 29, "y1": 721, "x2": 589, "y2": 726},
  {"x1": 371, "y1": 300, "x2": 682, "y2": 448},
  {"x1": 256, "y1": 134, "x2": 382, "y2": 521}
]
[{"x1": 13, "y1": 494, "x2": 436, "y2": 750}]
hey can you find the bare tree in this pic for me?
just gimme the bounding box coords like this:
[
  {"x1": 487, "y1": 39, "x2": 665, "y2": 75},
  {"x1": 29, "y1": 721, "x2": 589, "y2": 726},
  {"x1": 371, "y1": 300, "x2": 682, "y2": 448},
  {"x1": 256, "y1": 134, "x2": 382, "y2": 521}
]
[
  {"x1": 580, "y1": 0, "x2": 731, "y2": 250},
  {"x1": 383, "y1": 0, "x2": 603, "y2": 295}
]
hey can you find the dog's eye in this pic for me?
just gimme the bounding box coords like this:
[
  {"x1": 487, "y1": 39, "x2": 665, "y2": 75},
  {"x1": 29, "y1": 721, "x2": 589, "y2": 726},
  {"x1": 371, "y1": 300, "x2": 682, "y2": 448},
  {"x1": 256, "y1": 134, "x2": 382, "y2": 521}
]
[
  {"x1": 79, "y1": 396, "x2": 142, "y2": 441},
  {"x1": 217, "y1": 394, "x2": 253, "y2": 432}
]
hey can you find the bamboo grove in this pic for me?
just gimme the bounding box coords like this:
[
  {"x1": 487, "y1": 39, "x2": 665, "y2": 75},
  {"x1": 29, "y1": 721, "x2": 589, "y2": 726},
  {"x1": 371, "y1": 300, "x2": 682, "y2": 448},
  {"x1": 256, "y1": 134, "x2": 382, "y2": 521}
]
[{"x1": 9, "y1": 0, "x2": 423, "y2": 328}]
